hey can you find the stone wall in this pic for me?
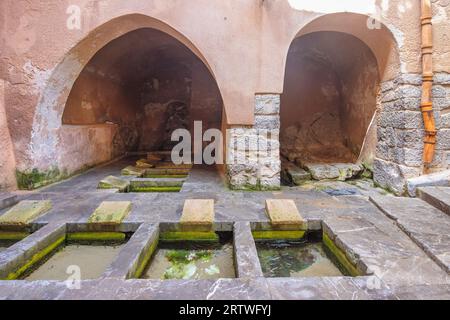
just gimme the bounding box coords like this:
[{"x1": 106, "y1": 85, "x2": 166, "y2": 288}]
[
  {"x1": 226, "y1": 94, "x2": 281, "y2": 190},
  {"x1": 374, "y1": 73, "x2": 450, "y2": 194}
]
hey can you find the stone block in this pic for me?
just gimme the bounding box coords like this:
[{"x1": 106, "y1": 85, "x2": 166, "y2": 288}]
[
  {"x1": 406, "y1": 170, "x2": 450, "y2": 197},
  {"x1": 0, "y1": 193, "x2": 18, "y2": 210},
  {"x1": 265, "y1": 199, "x2": 305, "y2": 228},
  {"x1": 180, "y1": 199, "x2": 215, "y2": 230},
  {"x1": 254, "y1": 115, "x2": 280, "y2": 130},
  {"x1": 0, "y1": 200, "x2": 52, "y2": 226},
  {"x1": 255, "y1": 94, "x2": 280, "y2": 115},
  {"x1": 88, "y1": 201, "x2": 132, "y2": 225},
  {"x1": 373, "y1": 158, "x2": 421, "y2": 195}
]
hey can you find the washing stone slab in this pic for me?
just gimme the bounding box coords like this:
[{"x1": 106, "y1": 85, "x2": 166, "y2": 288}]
[
  {"x1": 180, "y1": 199, "x2": 215, "y2": 230},
  {"x1": 407, "y1": 170, "x2": 450, "y2": 197},
  {"x1": 98, "y1": 176, "x2": 130, "y2": 192},
  {"x1": 88, "y1": 201, "x2": 132, "y2": 225},
  {"x1": 121, "y1": 166, "x2": 146, "y2": 177},
  {"x1": 0, "y1": 200, "x2": 52, "y2": 226},
  {"x1": 265, "y1": 199, "x2": 305, "y2": 229}
]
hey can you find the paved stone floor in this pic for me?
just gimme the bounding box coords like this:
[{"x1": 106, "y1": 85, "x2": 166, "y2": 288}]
[{"x1": 0, "y1": 157, "x2": 449, "y2": 300}]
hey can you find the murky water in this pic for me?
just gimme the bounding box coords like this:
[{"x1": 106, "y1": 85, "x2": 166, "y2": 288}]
[
  {"x1": 256, "y1": 240, "x2": 343, "y2": 278},
  {"x1": 25, "y1": 244, "x2": 124, "y2": 280},
  {"x1": 142, "y1": 242, "x2": 235, "y2": 280}
]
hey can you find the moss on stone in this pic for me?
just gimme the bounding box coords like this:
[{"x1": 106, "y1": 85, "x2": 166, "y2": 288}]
[
  {"x1": 16, "y1": 167, "x2": 68, "y2": 190},
  {"x1": 134, "y1": 237, "x2": 159, "y2": 279},
  {"x1": 144, "y1": 174, "x2": 188, "y2": 179},
  {"x1": 129, "y1": 186, "x2": 182, "y2": 193},
  {"x1": 67, "y1": 232, "x2": 126, "y2": 242},
  {"x1": 4, "y1": 235, "x2": 66, "y2": 280},
  {"x1": 322, "y1": 232, "x2": 361, "y2": 277},
  {"x1": 160, "y1": 231, "x2": 219, "y2": 242},
  {"x1": 252, "y1": 230, "x2": 305, "y2": 240},
  {"x1": 0, "y1": 232, "x2": 29, "y2": 241}
]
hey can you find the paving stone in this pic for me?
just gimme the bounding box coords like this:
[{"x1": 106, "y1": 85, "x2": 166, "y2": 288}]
[
  {"x1": 88, "y1": 201, "x2": 132, "y2": 225},
  {"x1": 418, "y1": 186, "x2": 450, "y2": 216},
  {"x1": 406, "y1": 170, "x2": 450, "y2": 197},
  {"x1": 265, "y1": 199, "x2": 305, "y2": 228},
  {"x1": 0, "y1": 200, "x2": 52, "y2": 226},
  {"x1": 98, "y1": 176, "x2": 130, "y2": 192},
  {"x1": 0, "y1": 193, "x2": 18, "y2": 210},
  {"x1": 233, "y1": 222, "x2": 264, "y2": 278},
  {"x1": 180, "y1": 199, "x2": 215, "y2": 227},
  {"x1": 371, "y1": 195, "x2": 450, "y2": 274}
]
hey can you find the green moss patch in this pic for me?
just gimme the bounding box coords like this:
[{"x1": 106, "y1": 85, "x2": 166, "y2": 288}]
[
  {"x1": 144, "y1": 174, "x2": 188, "y2": 179},
  {"x1": 160, "y1": 231, "x2": 219, "y2": 242},
  {"x1": 134, "y1": 238, "x2": 159, "y2": 279},
  {"x1": 322, "y1": 232, "x2": 361, "y2": 277},
  {"x1": 252, "y1": 230, "x2": 305, "y2": 240},
  {"x1": 67, "y1": 232, "x2": 126, "y2": 242}
]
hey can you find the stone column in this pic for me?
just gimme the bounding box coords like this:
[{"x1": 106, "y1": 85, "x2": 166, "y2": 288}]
[
  {"x1": 374, "y1": 74, "x2": 450, "y2": 194},
  {"x1": 226, "y1": 94, "x2": 281, "y2": 190}
]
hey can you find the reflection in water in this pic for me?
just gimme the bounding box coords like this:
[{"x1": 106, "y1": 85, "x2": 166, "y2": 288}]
[
  {"x1": 256, "y1": 240, "x2": 343, "y2": 278},
  {"x1": 25, "y1": 244, "x2": 124, "y2": 280},
  {"x1": 143, "y1": 242, "x2": 235, "y2": 280}
]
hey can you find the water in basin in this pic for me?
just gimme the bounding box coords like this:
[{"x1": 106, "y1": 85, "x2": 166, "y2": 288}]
[
  {"x1": 256, "y1": 240, "x2": 344, "y2": 278},
  {"x1": 25, "y1": 244, "x2": 124, "y2": 280},
  {"x1": 142, "y1": 242, "x2": 235, "y2": 280}
]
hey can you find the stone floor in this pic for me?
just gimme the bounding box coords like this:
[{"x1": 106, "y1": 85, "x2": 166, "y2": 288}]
[{"x1": 0, "y1": 157, "x2": 448, "y2": 300}]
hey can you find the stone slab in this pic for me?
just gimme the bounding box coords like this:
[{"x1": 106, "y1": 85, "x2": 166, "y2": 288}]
[
  {"x1": 130, "y1": 178, "x2": 185, "y2": 188},
  {"x1": 0, "y1": 193, "x2": 18, "y2": 210},
  {"x1": 0, "y1": 201, "x2": 52, "y2": 226},
  {"x1": 88, "y1": 201, "x2": 132, "y2": 225},
  {"x1": 265, "y1": 199, "x2": 304, "y2": 226},
  {"x1": 180, "y1": 199, "x2": 215, "y2": 226},
  {"x1": 98, "y1": 176, "x2": 130, "y2": 191},
  {"x1": 233, "y1": 222, "x2": 264, "y2": 278},
  {"x1": 371, "y1": 195, "x2": 450, "y2": 274},
  {"x1": 418, "y1": 186, "x2": 450, "y2": 216},
  {"x1": 406, "y1": 170, "x2": 450, "y2": 197}
]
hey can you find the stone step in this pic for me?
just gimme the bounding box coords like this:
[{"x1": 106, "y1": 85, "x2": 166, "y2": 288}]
[
  {"x1": 0, "y1": 193, "x2": 18, "y2": 210},
  {"x1": 370, "y1": 195, "x2": 450, "y2": 274},
  {"x1": 417, "y1": 187, "x2": 450, "y2": 216},
  {"x1": 281, "y1": 160, "x2": 311, "y2": 185},
  {"x1": 130, "y1": 177, "x2": 186, "y2": 188},
  {"x1": 406, "y1": 170, "x2": 450, "y2": 197}
]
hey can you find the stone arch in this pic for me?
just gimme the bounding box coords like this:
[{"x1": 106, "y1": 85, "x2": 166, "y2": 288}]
[
  {"x1": 29, "y1": 14, "x2": 225, "y2": 173},
  {"x1": 280, "y1": 12, "x2": 401, "y2": 174}
]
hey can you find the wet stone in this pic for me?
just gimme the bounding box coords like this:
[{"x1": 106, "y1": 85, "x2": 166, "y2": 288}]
[{"x1": 97, "y1": 176, "x2": 130, "y2": 192}]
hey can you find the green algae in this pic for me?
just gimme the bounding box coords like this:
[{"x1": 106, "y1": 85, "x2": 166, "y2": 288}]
[
  {"x1": 322, "y1": 232, "x2": 361, "y2": 277},
  {"x1": 163, "y1": 249, "x2": 213, "y2": 279},
  {"x1": 160, "y1": 231, "x2": 219, "y2": 242},
  {"x1": 67, "y1": 232, "x2": 126, "y2": 242},
  {"x1": 144, "y1": 174, "x2": 188, "y2": 179},
  {"x1": 252, "y1": 230, "x2": 305, "y2": 240},
  {"x1": 133, "y1": 237, "x2": 159, "y2": 279},
  {"x1": 0, "y1": 232, "x2": 29, "y2": 241}
]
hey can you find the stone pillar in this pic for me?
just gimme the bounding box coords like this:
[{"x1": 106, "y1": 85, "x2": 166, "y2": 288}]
[
  {"x1": 0, "y1": 79, "x2": 17, "y2": 190},
  {"x1": 226, "y1": 94, "x2": 281, "y2": 190},
  {"x1": 374, "y1": 74, "x2": 428, "y2": 194}
]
